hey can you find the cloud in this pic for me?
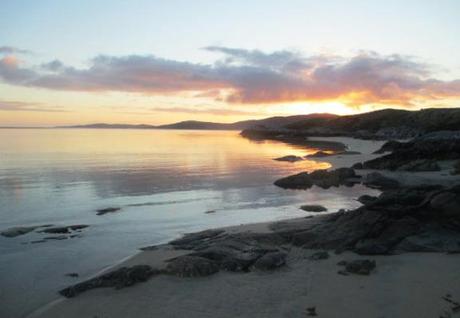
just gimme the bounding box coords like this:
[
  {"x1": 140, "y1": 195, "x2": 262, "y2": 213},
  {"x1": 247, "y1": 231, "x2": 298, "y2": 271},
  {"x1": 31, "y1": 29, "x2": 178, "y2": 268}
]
[
  {"x1": 0, "y1": 46, "x2": 32, "y2": 55},
  {"x1": 1, "y1": 45, "x2": 460, "y2": 107},
  {"x1": 0, "y1": 100, "x2": 68, "y2": 112}
]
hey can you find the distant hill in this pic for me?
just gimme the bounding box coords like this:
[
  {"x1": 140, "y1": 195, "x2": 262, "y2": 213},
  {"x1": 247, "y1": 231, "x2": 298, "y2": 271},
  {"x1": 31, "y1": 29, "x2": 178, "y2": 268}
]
[
  {"x1": 57, "y1": 108, "x2": 460, "y2": 139},
  {"x1": 58, "y1": 114, "x2": 337, "y2": 131},
  {"x1": 286, "y1": 108, "x2": 460, "y2": 133},
  {"x1": 243, "y1": 108, "x2": 460, "y2": 140}
]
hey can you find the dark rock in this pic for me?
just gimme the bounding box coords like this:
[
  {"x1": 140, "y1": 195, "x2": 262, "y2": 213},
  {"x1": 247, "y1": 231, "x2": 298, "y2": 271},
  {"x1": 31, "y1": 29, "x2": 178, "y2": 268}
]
[
  {"x1": 274, "y1": 155, "x2": 304, "y2": 162},
  {"x1": 169, "y1": 229, "x2": 225, "y2": 250},
  {"x1": 1, "y1": 224, "x2": 52, "y2": 238},
  {"x1": 205, "y1": 210, "x2": 216, "y2": 214},
  {"x1": 274, "y1": 172, "x2": 313, "y2": 189},
  {"x1": 1, "y1": 226, "x2": 40, "y2": 238},
  {"x1": 96, "y1": 207, "x2": 121, "y2": 216},
  {"x1": 65, "y1": 273, "x2": 79, "y2": 278},
  {"x1": 253, "y1": 252, "x2": 287, "y2": 270},
  {"x1": 40, "y1": 225, "x2": 89, "y2": 234},
  {"x1": 339, "y1": 260, "x2": 376, "y2": 275},
  {"x1": 430, "y1": 192, "x2": 460, "y2": 217},
  {"x1": 300, "y1": 205, "x2": 327, "y2": 212},
  {"x1": 397, "y1": 159, "x2": 441, "y2": 172},
  {"x1": 306, "y1": 306, "x2": 317, "y2": 316},
  {"x1": 357, "y1": 195, "x2": 378, "y2": 206},
  {"x1": 305, "y1": 151, "x2": 331, "y2": 158},
  {"x1": 274, "y1": 168, "x2": 360, "y2": 190},
  {"x1": 309, "y1": 251, "x2": 329, "y2": 260},
  {"x1": 355, "y1": 217, "x2": 421, "y2": 255},
  {"x1": 363, "y1": 172, "x2": 400, "y2": 189},
  {"x1": 373, "y1": 140, "x2": 403, "y2": 154},
  {"x1": 352, "y1": 162, "x2": 364, "y2": 169},
  {"x1": 364, "y1": 138, "x2": 460, "y2": 170},
  {"x1": 44, "y1": 235, "x2": 69, "y2": 240},
  {"x1": 59, "y1": 265, "x2": 157, "y2": 298},
  {"x1": 453, "y1": 160, "x2": 460, "y2": 175},
  {"x1": 166, "y1": 256, "x2": 220, "y2": 277}
]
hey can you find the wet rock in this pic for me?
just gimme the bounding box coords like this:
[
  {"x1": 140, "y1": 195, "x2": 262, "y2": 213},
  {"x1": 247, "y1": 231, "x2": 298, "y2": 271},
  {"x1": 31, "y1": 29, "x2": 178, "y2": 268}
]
[
  {"x1": 339, "y1": 260, "x2": 376, "y2": 275},
  {"x1": 306, "y1": 306, "x2": 317, "y2": 316},
  {"x1": 397, "y1": 159, "x2": 441, "y2": 172},
  {"x1": 364, "y1": 138, "x2": 460, "y2": 170},
  {"x1": 96, "y1": 207, "x2": 121, "y2": 215},
  {"x1": 1, "y1": 226, "x2": 41, "y2": 238},
  {"x1": 205, "y1": 210, "x2": 216, "y2": 214},
  {"x1": 190, "y1": 237, "x2": 278, "y2": 272},
  {"x1": 355, "y1": 217, "x2": 421, "y2": 255},
  {"x1": 305, "y1": 151, "x2": 331, "y2": 158},
  {"x1": 357, "y1": 195, "x2": 378, "y2": 206},
  {"x1": 274, "y1": 168, "x2": 360, "y2": 190},
  {"x1": 395, "y1": 228, "x2": 460, "y2": 253},
  {"x1": 40, "y1": 225, "x2": 89, "y2": 234},
  {"x1": 274, "y1": 155, "x2": 304, "y2": 162},
  {"x1": 166, "y1": 256, "x2": 219, "y2": 277},
  {"x1": 300, "y1": 205, "x2": 327, "y2": 212},
  {"x1": 309, "y1": 251, "x2": 329, "y2": 260},
  {"x1": 373, "y1": 140, "x2": 403, "y2": 154},
  {"x1": 274, "y1": 172, "x2": 313, "y2": 189},
  {"x1": 453, "y1": 160, "x2": 460, "y2": 175},
  {"x1": 253, "y1": 252, "x2": 287, "y2": 270},
  {"x1": 169, "y1": 229, "x2": 225, "y2": 250},
  {"x1": 363, "y1": 172, "x2": 400, "y2": 189},
  {"x1": 60, "y1": 265, "x2": 157, "y2": 298},
  {"x1": 65, "y1": 273, "x2": 79, "y2": 278},
  {"x1": 430, "y1": 192, "x2": 460, "y2": 217}
]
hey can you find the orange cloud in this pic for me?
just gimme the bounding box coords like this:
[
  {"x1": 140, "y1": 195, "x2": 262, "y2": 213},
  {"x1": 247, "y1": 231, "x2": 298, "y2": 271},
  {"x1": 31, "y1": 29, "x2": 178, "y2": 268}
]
[{"x1": 1, "y1": 46, "x2": 460, "y2": 108}]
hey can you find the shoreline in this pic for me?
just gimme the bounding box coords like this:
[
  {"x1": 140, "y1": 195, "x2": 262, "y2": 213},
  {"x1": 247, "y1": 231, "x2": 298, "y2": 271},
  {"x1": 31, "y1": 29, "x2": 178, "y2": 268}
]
[
  {"x1": 12, "y1": 135, "x2": 460, "y2": 317},
  {"x1": 30, "y1": 213, "x2": 460, "y2": 318}
]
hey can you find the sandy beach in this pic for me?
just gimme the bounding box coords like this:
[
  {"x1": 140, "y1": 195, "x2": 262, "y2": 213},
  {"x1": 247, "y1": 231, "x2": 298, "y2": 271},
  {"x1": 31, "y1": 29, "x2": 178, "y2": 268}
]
[{"x1": 30, "y1": 219, "x2": 460, "y2": 318}]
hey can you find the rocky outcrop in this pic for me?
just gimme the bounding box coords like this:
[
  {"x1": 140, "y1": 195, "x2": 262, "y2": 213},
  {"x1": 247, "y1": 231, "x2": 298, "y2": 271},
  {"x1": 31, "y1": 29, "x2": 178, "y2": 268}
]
[
  {"x1": 305, "y1": 151, "x2": 361, "y2": 158},
  {"x1": 273, "y1": 155, "x2": 304, "y2": 162},
  {"x1": 271, "y1": 184, "x2": 460, "y2": 255},
  {"x1": 300, "y1": 205, "x2": 327, "y2": 212},
  {"x1": 274, "y1": 168, "x2": 360, "y2": 189},
  {"x1": 1, "y1": 225, "x2": 50, "y2": 238},
  {"x1": 363, "y1": 172, "x2": 400, "y2": 189},
  {"x1": 96, "y1": 207, "x2": 121, "y2": 215},
  {"x1": 363, "y1": 138, "x2": 460, "y2": 171},
  {"x1": 60, "y1": 265, "x2": 159, "y2": 298},
  {"x1": 453, "y1": 160, "x2": 460, "y2": 175},
  {"x1": 253, "y1": 252, "x2": 287, "y2": 270},
  {"x1": 40, "y1": 225, "x2": 89, "y2": 234},
  {"x1": 166, "y1": 256, "x2": 220, "y2": 277}
]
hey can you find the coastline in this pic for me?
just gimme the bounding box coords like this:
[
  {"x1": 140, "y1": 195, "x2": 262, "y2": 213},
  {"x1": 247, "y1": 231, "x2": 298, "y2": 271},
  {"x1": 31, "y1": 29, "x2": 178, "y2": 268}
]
[
  {"x1": 30, "y1": 216, "x2": 460, "y2": 318},
  {"x1": 30, "y1": 135, "x2": 460, "y2": 318}
]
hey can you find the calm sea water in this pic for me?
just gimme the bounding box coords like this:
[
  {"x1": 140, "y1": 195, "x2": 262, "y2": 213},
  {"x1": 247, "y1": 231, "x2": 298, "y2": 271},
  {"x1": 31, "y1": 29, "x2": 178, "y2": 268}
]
[{"x1": 0, "y1": 129, "x2": 380, "y2": 317}]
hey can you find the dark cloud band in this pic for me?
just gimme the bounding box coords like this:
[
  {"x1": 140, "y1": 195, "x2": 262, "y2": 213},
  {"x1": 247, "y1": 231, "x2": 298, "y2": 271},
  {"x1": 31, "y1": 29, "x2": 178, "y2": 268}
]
[{"x1": 1, "y1": 46, "x2": 460, "y2": 107}]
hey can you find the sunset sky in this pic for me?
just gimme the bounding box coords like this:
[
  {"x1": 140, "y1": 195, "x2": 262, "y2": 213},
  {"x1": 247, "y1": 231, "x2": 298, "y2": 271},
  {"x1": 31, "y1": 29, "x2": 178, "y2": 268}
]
[{"x1": 1, "y1": 0, "x2": 460, "y2": 126}]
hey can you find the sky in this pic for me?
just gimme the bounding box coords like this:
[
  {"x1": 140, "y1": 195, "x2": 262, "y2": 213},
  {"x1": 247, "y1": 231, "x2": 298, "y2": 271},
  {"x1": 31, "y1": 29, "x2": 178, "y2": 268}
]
[{"x1": 1, "y1": 0, "x2": 460, "y2": 126}]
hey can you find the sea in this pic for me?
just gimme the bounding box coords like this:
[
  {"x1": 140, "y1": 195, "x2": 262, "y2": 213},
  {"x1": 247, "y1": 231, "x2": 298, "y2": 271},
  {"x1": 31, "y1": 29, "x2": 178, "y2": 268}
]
[{"x1": 0, "y1": 129, "x2": 382, "y2": 317}]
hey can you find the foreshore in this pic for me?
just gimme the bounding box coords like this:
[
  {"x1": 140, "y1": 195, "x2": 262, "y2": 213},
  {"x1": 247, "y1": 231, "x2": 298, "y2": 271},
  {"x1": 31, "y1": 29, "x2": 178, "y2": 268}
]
[
  {"x1": 30, "y1": 217, "x2": 460, "y2": 318},
  {"x1": 30, "y1": 136, "x2": 460, "y2": 318}
]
